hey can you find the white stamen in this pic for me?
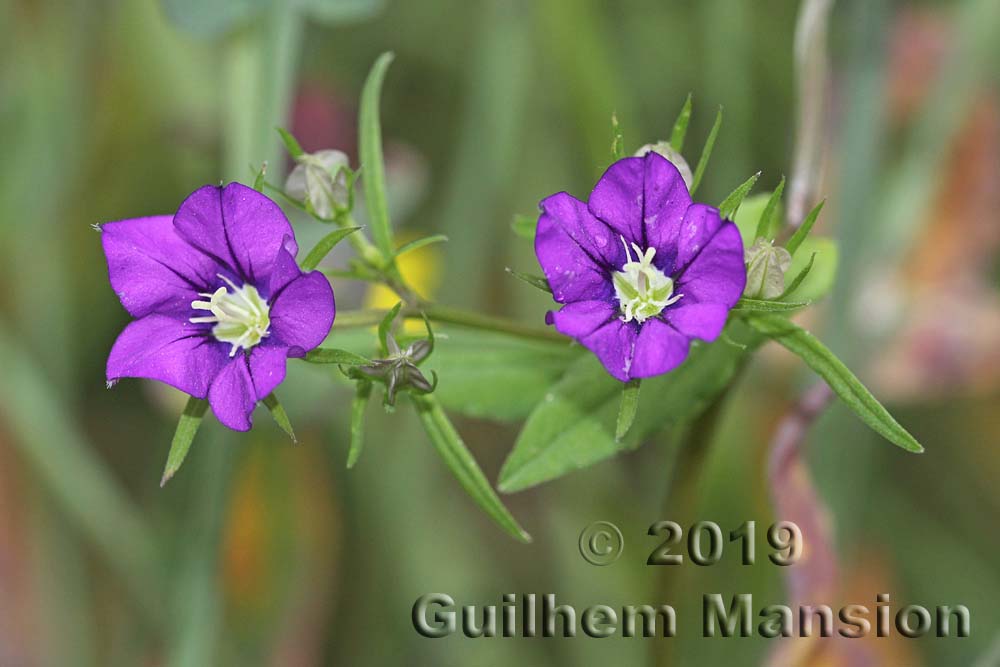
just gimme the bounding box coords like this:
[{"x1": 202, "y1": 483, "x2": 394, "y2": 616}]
[
  {"x1": 190, "y1": 277, "x2": 271, "y2": 356},
  {"x1": 612, "y1": 235, "x2": 682, "y2": 324}
]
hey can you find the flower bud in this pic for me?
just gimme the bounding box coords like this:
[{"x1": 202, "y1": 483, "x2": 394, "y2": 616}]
[
  {"x1": 634, "y1": 141, "x2": 693, "y2": 189},
  {"x1": 744, "y1": 238, "x2": 792, "y2": 299},
  {"x1": 284, "y1": 149, "x2": 350, "y2": 220}
]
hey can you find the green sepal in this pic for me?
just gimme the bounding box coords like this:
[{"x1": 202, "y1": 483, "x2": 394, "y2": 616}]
[
  {"x1": 718, "y1": 171, "x2": 761, "y2": 220},
  {"x1": 302, "y1": 348, "x2": 372, "y2": 365},
  {"x1": 347, "y1": 380, "x2": 372, "y2": 468},
  {"x1": 669, "y1": 93, "x2": 693, "y2": 153},
  {"x1": 394, "y1": 234, "x2": 449, "y2": 259},
  {"x1": 506, "y1": 268, "x2": 552, "y2": 294},
  {"x1": 262, "y1": 392, "x2": 296, "y2": 443},
  {"x1": 377, "y1": 302, "x2": 403, "y2": 356},
  {"x1": 300, "y1": 227, "x2": 362, "y2": 272},
  {"x1": 276, "y1": 126, "x2": 305, "y2": 159},
  {"x1": 755, "y1": 175, "x2": 785, "y2": 241},
  {"x1": 785, "y1": 199, "x2": 825, "y2": 256},
  {"x1": 358, "y1": 52, "x2": 396, "y2": 261},
  {"x1": 615, "y1": 379, "x2": 641, "y2": 441},
  {"x1": 160, "y1": 396, "x2": 208, "y2": 487},
  {"x1": 732, "y1": 297, "x2": 811, "y2": 313},
  {"x1": 611, "y1": 112, "x2": 624, "y2": 160},
  {"x1": 511, "y1": 214, "x2": 537, "y2": 240},
  {"x1": 690, "y1": 106, "x2": 722, "y2": 194}
]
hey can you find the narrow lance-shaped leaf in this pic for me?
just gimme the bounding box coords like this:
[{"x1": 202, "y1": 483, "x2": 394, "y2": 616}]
[
  {"x1": 394, "y1": 234, "x2": 449, "y2": 259},
  {"x1": 161, "y1": 396, "x2": 209, "y2": 487},
  {"x1": 276, "y1": 127, "x2": 305, "y2": 159},
  {"x1": 785, "y1": 199, "x2": 825, "y2": 256},
  {"x1": 511, "y1": 214, "x2": 537, "y2": 240},
  {"x1": 303, "y1": 348, "x2": 372, "y2": 365},
  {"x1": 746, "y1": 313, "x2": 923, "y2": 453},
  {"x1": 732, "y1": 297, "x2": 811, "y2": 313},
  {"x1": 780, "y1": 252, "x2": 816, "y2": 300},
  {"x1": 718, "y1": 171, "x2": 762, "y2": 220},
  {"x1": 300, "y1": 226, "x2": 362, "y2": 272},
  {"x1": 413, "y1": 394, "x2": 532, "y2": 543},
  {"x1": 615, "y1": 379, "x2": 641, "y2": 441},
  {"x1": 262, "y1": 393, "x2": 296, "y2": 443},
  {"x1": 755, "y1": 175, "x2": 785, "y2": 241},
  {"x1": 690, "y1": 106, "x2": 723, "y2": 194},
  {"x1": 506, "y1": 267, "x2": 552, "y2": 293},
  {"x1": 347, "y1": 381, "x2": 372, "y2": 468},
  {"x1": 358, "y1": 52, "x2": 396, "y2": 260},
  {"x1": 669, "y1": 93, "x2": 693, "y2": 152},
  {"x1": 611, "y1": 112, "x2": 624, "y2": 160}
]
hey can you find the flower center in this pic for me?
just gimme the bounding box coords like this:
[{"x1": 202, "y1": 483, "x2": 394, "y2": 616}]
[
  {"x1": 612, "y1": 237, "x2": 682, "y2": 323},
  {"x1": 190, "y1": 275, "x2": 270, "y2": 356}
]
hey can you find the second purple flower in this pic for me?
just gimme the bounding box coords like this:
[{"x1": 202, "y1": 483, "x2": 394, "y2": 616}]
[{"x1": 535, "y1": 152, "x2": 746, "y2": 382}]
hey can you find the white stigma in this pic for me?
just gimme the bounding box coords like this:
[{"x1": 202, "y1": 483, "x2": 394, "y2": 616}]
[
  {"x1": 190, "y1": 274, "x2": 271, "y2": 356},
  {"x1": 612, "y1": 236, "x2": 682, "y2": 323}
]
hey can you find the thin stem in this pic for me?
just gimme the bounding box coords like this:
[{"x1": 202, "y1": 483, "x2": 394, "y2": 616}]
[{"x1": 331, "y1": 305, "x2": 567, "y2": 344}]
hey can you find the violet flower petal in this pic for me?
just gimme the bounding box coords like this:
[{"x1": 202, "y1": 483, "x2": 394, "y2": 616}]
[
  {"x1": 673, "y1": 203, "x2": 725, "y2": 273},
  {"x1": 106, "y1": 314, "x2": 229, "y2": 397},
  {"x1": 208, "y1": 356, "x2": 257, "y2": 431},
  {"x1": 546, "y1": 299, "x2": 617, "y2": 339},
  {"x1": 579, "y1": 318, "x2": 638, "y2": 382},
  {"x1": 675, "y1": 221, "x2": 746, "y2": 307},
  {"x1": 535, "y1": 196, "x2": 616, "y2": 305},
  {"x1": 630, "y1": 317, "x2": 691, "y2": 378},
  {"x1": 662, "y1": 302, "x2": 730, "y2": 342},
  {"x1": 173, "y1": 183, "x2": 297, "y2": 285},
  {"x1": 539, "y1": 192, "x2": 623, "y2": 267},
  {"x1": 269, "y1": 271, "x2": 335, "y2": 355},
  {"x1": 267, "y1": 239, "x2": 303, "y2": 297},
  {"x1": 588, "y1": 156, "x2": 645, "y2": 243},
  {"x1": 641, "y1": 153, "x2": 693, "y2": 265},
  {"x1": 102, "y1": 215, "x2": 221, "y2": 318},
  {"x1": 248, "y1": 341, "x2": 289, "y2": 400}
]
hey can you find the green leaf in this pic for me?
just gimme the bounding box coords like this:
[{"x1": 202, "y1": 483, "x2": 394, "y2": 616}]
[
  {"x1": 303, "y1": 347, "x2": 371, "y2": 365},
  {"x1": 754, "y1": 175, "x2": 785, "y2": 241},
  {"x1": 262, "y1": 393, "x2": 296, "y2": 443},
  {"x1": 276, "y1": 126, "x2": 305, "y2": 159},
  {"x1": 413, "y1": 394, "x2": 531, "y2": 543},
  {"x1": 161, "y1": 396, "x2": 209, "y2": 487},
  {"x1": 347, "y1": 380, "x2": 372, "y2": 468},
  {"x1": 718, "y1": 171, "x2": 761, "y2": 220},
  {"x1": 690, "y1": 106, "x2": 722, "y2": 194},
  {"x1": 511, "y1": 214, "x2": 537, "y2": 240},
  {"x1": 733, "y1": 297, "x2": 811, "y2": 313},
  {"x1": 377, "y1": 301, "x2": 402, "y2": 355},
  {"x1": 782, "y1": 237, "x2": 838, "y2": 302},
  {"x1": 499, "y1": 322, "x2": 756, "y2": 492},
  {"x1": 669, "y1": 93, "x2": 693, "y2": 152},
  {"x1": 358, "y1": 52, "x2": 396, "y2": 260},
  {"x1": 505, "y1": 268, "x2": 552, "y2": 293},
  {"x1": 785, "y1": 199, "x2": 825, "y2": 256},
  {"x1": 394, "y1": 234, "x2": 449, "y2": 259},
  {"x1": 746, "y1": 314, "x2": 923, "y2": 453},
  {"x1": 300, "y1": 226, "x2": 362, "y2": 271},
  {"x1": 780, "y1": 252, "x2": 815, "y2": 300},
  {"x1": 611, "y1": 112, "x2": 624, "y2": 160},
  {"x1": 252, "y1": 162, "x2": 267, "y2": 191},
  {"x1": 615, "y1": 379, "x2": 641, "y2": 441}
]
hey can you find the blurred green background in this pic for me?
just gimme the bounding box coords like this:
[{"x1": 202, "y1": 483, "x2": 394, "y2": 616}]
[{"x1": 2, "y1": 0, "x2": 999, "y2": 665}]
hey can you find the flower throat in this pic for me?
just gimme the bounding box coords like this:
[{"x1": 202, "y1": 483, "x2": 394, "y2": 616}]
[
  {"x1": 612, "y1": 237, "x2": 682, "y2": 323},
  {"x1": 190, "y1": 274, "x2": 271, "y2": 356}
]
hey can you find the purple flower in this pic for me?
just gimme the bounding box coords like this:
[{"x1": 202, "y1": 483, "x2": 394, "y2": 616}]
[
  {"x1": 102, "y1": 183, "x2": 335, "y2": 431},
  {"x1": 535, "y1": 153, "x2": 746, "y2": 382}
]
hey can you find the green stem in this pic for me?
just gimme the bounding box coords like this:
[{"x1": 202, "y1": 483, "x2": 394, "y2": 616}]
[{"x1": 331, "y1": 305, "x2": 567, "y2": 344}]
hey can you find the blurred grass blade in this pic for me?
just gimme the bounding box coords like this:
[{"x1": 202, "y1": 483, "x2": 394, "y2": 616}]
[
  {"x1": 301, "y1": 226, "x2": 362, "y2": 271},
  {"x1": 511, "y1": 214, "x2": 537, "y2": 239},
  {"x1": 348, "y1": 381, "x2": 373, "y2": 468},
  {"x1": 505, "y1": 268, "x2": 551, "y2": 293},
  {"x1": 746, "y1": 314, "x2": 923, "y2": 453},
  {"x1": 733, "y1": 297, "x2": 811, "y2": 313},
  {"x1": 615, "y1": 379, "x2": 641, "y2": 441},
  {"x1": 394, "y1": 234, "x2": 449, "y2": 259},
  {"x1": 786, "y1": 199, "x2": 825, "y2": 256},
  {"x1": 276, "y1": 126, "x2": 304, "y2": 158},
  {"x1": 780, "y1": 252, "x2": 816, "y2": 300},
  {"x1": 718, "y1": 171, "x2": 761, "y2": 219},
  {"x1": 669, "y1": 93, "x2": 693, "y2": 152},
  {"x1": 413, "y1": 395, "x2": 531, "y2": 543},
  {"x1": 303, "y1": 348, "x2": 371, "y2": 365},
  {"x1": 0, "y1": 324, "x2": 162, "y2": 624},
  {"x1": 358, "y1": 51, "x2": 396, "y2": 260},
  {"x1": 690, "y1": 106, "x2": 722, "y2": 194},
  {"x1": 263, "y1": 393, "x2": 296, "y2": 443},
  {"x1": 611, "y1": 112, "x2": 624, "y2": 159},
  {"x1": 755, "y1": 175, "x2": 785, "y2": 240},
  {"x1": 161, "y1": 396, "x2": 209, "y2": 486}
]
